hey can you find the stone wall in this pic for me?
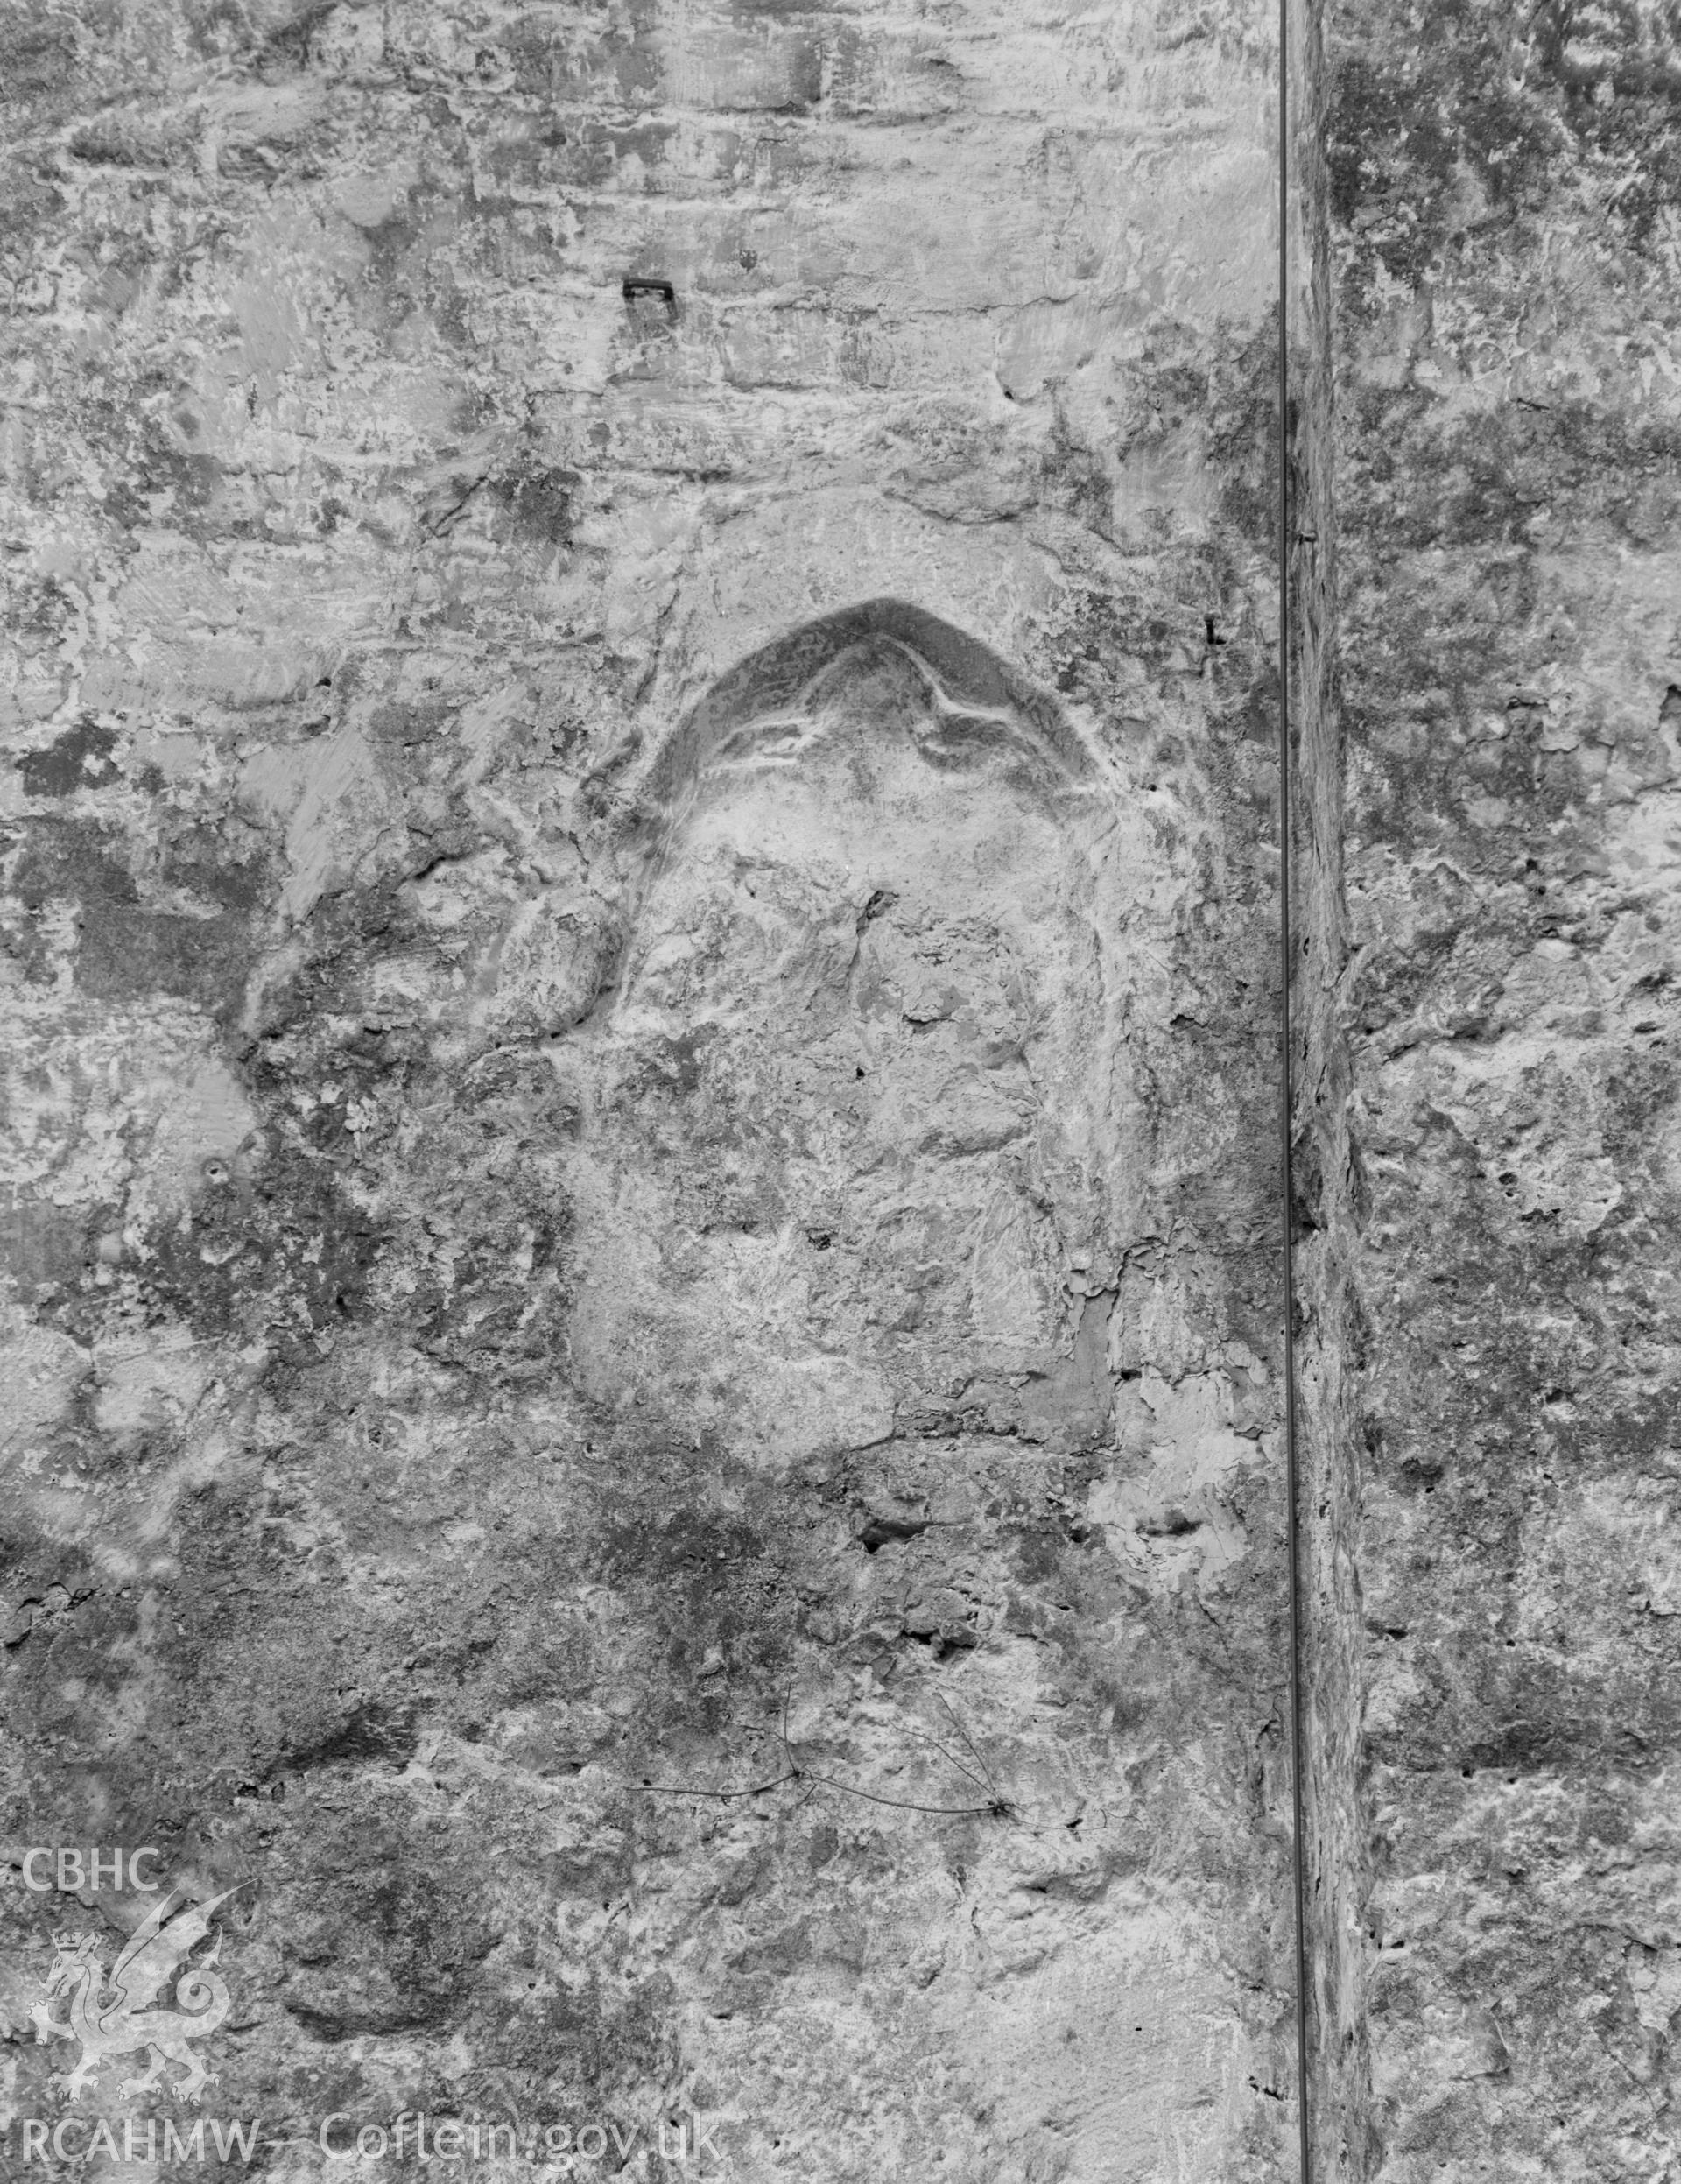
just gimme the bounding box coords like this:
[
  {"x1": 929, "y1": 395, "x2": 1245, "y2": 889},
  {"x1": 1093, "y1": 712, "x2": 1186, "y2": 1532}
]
[
  {"x1": 0, "y1": 3, "x2": 1307, "y2": 2178},
  {"x1": 1329, "y1": 0, "x2": 1681, "y2": 2176}
]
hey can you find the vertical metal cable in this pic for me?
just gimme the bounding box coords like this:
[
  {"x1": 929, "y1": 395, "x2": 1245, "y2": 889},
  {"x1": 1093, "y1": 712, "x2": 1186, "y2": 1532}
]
[{"x1": 1278, "y1": 1, "x2": 1312, "y2": 2180}]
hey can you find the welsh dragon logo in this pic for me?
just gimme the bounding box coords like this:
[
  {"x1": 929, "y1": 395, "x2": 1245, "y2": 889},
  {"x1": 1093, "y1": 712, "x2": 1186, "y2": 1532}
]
[{"x1": 32, "y1": 1887, "x2": 239, "y2": 2103}]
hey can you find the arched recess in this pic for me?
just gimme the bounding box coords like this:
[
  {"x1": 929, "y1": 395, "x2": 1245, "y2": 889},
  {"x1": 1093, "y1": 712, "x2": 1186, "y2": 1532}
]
[
  {"x1": 557, "y1": 599, "x2": 1268, "y2": 2180},
  {"x1": 573, "y1": 597, "x2": 1129, "y2": 1467}
]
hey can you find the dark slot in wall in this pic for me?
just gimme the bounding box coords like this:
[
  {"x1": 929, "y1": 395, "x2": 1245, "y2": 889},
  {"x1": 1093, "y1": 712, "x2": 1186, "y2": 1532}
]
[{"x1": 1289, "y1": 0, "x2": 1372, "y2": 2176}]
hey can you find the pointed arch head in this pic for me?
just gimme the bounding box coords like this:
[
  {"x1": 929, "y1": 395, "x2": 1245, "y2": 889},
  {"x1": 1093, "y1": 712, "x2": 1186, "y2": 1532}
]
[
  {"x1": 591, "y1": 598, "x2": 1111, "y2": 1017},
  {"x1": 637, "y1": 597, "x2": 1098, "y2": 820}
]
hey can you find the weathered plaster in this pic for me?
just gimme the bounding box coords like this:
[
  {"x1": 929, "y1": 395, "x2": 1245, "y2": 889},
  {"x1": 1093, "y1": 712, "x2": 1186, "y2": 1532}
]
[{"x1": 2, "y1": 2, "x2": 1301, "y2": 2177}]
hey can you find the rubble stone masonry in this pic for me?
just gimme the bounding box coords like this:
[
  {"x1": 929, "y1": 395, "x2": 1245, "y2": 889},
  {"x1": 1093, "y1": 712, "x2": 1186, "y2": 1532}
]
[
  {"x1": 1, "y1": 2, "x2": 1305, "y2": 2178},
  {"x1": 1330, "y1": 0, "x2": 1681, "y2": 2176},
  {"x1": 7, "y1": 0, "x2": 1677, "y2": 2177}
]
